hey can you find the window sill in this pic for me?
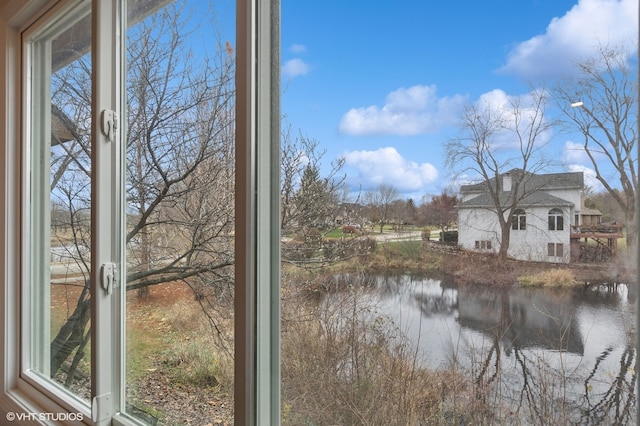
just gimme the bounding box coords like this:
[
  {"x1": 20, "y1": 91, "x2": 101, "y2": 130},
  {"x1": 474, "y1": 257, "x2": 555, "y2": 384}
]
[
  {"x1": 1, "y1": 384, "x2": 147, "y2": 426},
  {"x1": 1, "y1": 378, "x2": 91, "y2": 425}
]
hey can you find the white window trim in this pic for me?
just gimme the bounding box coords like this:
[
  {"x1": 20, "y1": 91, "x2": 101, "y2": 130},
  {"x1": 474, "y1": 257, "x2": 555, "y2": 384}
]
[{"x1": 0, "y1": 0, "x2": 82, "y2": 420}]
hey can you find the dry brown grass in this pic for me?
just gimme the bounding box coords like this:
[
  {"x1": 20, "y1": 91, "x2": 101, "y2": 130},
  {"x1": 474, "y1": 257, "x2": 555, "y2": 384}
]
[
  {"x1": 518, "y1": 268, "x2": 577, "y2": 287},
  {"x1": 280, "y1": 279, "x2": 474, "y2": 425},
  {"x1": 361, "y1": 241, "x2": 441, "y2": 274},
  {"x1": 125, "y1": 282, "x2": 235, "y2": 424},
  {"x1": 156, "y1": 292, "x2": 234, "y2": 389},
  {"x1": 438, "y1": 251, "x2": 517, "y2": 287}
]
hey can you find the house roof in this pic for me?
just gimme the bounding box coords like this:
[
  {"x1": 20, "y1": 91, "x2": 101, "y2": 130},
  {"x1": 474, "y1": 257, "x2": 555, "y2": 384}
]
[
  {"x1": 460, "y1": 169, "x2": 584, "y2": 194},
  {"x1": 581, "y1": 206, "x2": 603, "y2": 216},
  {"x1": 459, "y1": 190, "x2": 575, "y2": 209},
  {"x1": 459, "y1": 169, "x2": 583, "y2": 210}
]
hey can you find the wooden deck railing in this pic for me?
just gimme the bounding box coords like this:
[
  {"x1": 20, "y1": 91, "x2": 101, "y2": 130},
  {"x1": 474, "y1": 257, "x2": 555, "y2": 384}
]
[{"x1": 570, "y1": 223, "x2": 624, "y2": 239}]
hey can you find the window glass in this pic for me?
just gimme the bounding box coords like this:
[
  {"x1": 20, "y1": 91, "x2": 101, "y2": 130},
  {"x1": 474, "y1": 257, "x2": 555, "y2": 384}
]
[
  {"x1": 123, "y1": 1, "x2": 236, "y2": 423},
  {"x1": 475, "y1": 240, "x2": 491, "y2": 250},
  {"x1": 512, "y1": 209, "x2": 526, "y2": 230},
  {"x1": 28, "y1": 0, "x2": 92, "y2": 401},
  {"x1": 547, "y1": 242, "x2": 563, "y2": 257},
  {"x1": 549, "y1": 208, "x2": 563, "y2": 231}
]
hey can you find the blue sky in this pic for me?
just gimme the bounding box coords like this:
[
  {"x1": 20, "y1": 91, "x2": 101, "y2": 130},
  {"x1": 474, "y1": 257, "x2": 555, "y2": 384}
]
[{"x1": 280, "y1": 0, "x2": 638, "y2": 200}]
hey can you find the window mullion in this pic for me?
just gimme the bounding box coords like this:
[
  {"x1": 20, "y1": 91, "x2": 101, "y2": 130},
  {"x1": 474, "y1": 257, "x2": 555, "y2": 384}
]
[
  {"x1": 235, "y1": 0, "x2": 281, "y2": 424},
  {"x1": 90, "y1": 0, "x2": 122, "y2": 423},
  {"x1": 255, "y1": 0, "x2": 281, "y2": 423}
]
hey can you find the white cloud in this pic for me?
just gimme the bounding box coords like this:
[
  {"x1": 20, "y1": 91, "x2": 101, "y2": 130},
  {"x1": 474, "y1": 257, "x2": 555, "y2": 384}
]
[
  {"x1": 290, "y1": 43, "x2": 306, "y2": 54},
  {"x1": 563, "y1": 140, "x2": 589, "y2": 163},
  {"x1": 567, "y1": 164, "x2": 604, "y2": 192},
  {"x1": 562, "y1": 136, "x2": 613, "y2": 166},
  {"x1": 476, "y1": 89, "x2": 511, "y2": 112},
  {"x1": 339, "y1": 85, "x2": 466, "y2": 136},
  {"x1": 474, "y1": 88, "x2": 553, "y2": 148},
  {"x1": 282, "y1": 58, "x2": 310, "y2": 79},
  {"x1": 344, "y1": 147, "x2": 438, "y2": 192},
  {"x1": 499, "y1": 0, "x2": 638, "y2": 80}
]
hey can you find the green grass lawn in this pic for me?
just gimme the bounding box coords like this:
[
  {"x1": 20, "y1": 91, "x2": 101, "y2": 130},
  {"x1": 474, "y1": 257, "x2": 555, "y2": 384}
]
[{"x1": 324, "y1": 227, "x2": 348, "y2": 238}]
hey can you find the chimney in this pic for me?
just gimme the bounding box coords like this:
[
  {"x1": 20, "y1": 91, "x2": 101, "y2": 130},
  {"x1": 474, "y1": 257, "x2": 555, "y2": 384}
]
[{"x1": 503, "y1": 173, "x2": 512, "y2": 192}]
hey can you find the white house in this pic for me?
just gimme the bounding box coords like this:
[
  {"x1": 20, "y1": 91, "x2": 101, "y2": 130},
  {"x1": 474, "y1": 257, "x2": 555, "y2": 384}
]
[{"x1": 457, "y1": 170, "x2": 585, "y2": 263}]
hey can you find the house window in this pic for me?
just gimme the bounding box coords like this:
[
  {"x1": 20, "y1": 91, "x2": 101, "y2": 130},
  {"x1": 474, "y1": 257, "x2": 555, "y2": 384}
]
[
  {"x1": 475, "y1": 240, "x2": 492, "y2": 250},
  {"x1": 548, "y1": 242, "x2": 564, "y2": 257},
  {"x1": 511, "y1": 209, "x2": 526, "y2": 230},
  {"x1": 549, "y1": 208, "x2": 564, "y2": 231}
]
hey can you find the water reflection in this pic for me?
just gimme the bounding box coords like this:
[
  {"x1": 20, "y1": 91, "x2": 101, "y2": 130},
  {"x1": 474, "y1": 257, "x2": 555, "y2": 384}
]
[
  {"x1": 323, "y1": 275, "x2": 637, "y2": 424},
  {"x1": 456, "y1": 286, "x2": 584, "y2": 355},
  {"x1": 364, "y1": 276, "x2": 634, "y2": 363}
]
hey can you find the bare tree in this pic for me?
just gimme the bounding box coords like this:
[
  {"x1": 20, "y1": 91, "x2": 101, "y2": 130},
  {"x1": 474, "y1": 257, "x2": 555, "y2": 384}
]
[
  {"x1": 418, "y1": 191, "x2": 458, "y2": 234},
  {"x1": 366, "y1": 184, "x2": 400, "y2": 233},
  {"x1": 585, "y1": 190, "x2": 626, "y2": 223},
  {"x1": 554, "y1": 43, "x2": 638, "y2": 254},
  {"x1": 399, "y1": 198, "x2": 418, "y2": 226},
  {"x1": 446, "y1": 88, "x2": 554, "y2": 259},
  {"x1": 280, "y1": 126, "x2": 345, "y2": 239},
  {"x1": 49, "y1": 3, "x2": 235, "y2": 380}
]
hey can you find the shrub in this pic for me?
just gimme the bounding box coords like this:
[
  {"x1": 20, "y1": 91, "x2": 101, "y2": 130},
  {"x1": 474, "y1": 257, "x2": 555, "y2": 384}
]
[
  {"x1": 323, "y1": 237, "x2": 376, "y2": 261},
  {"x1": 154, "y1": 297, "x2": 234, "y2": 389},
  {"x1": 342, "y1": 224, "x2": 357, "y2": 234},
  {"x1": 162, "y1": 339, "x2": 221, "y2": 387},
  {"x1": 441, "y1": 230, "x2": 458, "y2": 243}
]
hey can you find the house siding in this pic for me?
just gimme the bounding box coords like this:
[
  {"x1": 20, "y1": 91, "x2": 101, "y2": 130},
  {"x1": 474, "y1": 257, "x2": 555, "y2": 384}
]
[
  {"x1": 507, "y1": 206, "x2": 570, "y2": 263},
  {"x1": 458, "y1": 208, "x2": 500, "y2": 253},
  {"x1": 458, "y1": 170, "x2": 582, "y2": 264}
]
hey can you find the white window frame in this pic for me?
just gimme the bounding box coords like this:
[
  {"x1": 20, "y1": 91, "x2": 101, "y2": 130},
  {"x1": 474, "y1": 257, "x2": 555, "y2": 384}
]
[
  {"x1": 511, "y1": 208, "x2": 526, "y2": 231},
  {"x1": 475, "y1": 240, "x2": 492, "y2": 250},
  {"x1": 548, "y1": 208, "x2": 564, "y2": 231},
  {"x1": 0, "y1": 0, "x2": 280, "y2": 425},
  {"x1": 15, "y1": 0, "x2": 123, "y2": 423},
  {"x1": 547, "y1": 242, "x2": 564, "y2": 258}
]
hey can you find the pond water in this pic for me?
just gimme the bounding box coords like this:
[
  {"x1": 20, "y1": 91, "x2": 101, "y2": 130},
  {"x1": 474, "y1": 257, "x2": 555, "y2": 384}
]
[{"x1": 322, "y1": 274, "x2": 637, "y2": 424}]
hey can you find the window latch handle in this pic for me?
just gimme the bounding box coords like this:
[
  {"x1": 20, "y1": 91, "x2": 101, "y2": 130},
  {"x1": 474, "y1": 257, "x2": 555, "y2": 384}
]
[
  {"x1": 100, "y1": 262, "x2": 116, "y2": 295},
  {"x1": 101, "y1": 109, "x2": 117, "y2": 142}
]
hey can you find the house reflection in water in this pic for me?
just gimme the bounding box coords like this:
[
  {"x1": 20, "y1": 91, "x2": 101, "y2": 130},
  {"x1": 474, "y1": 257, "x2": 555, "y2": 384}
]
[{"x1": 456, "y1": 286, "x2": 584, "y2": 356}]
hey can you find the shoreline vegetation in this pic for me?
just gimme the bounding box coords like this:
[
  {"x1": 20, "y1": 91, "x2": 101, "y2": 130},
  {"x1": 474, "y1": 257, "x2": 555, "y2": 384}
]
[
  {"x1": 296, "y1": 237, "x2": 637, "y2": 290},
  {"x1": 435, "y1": 244, "x2": 637, "y2": 289}
]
